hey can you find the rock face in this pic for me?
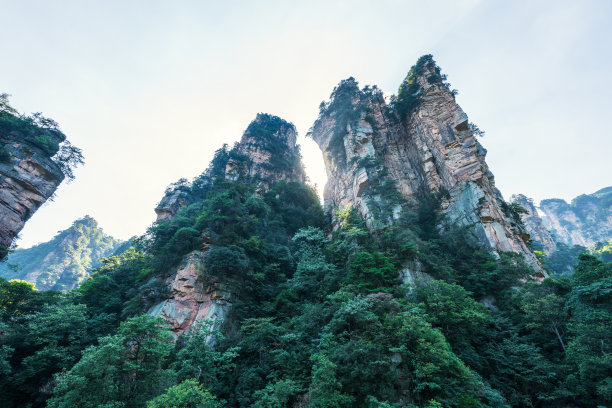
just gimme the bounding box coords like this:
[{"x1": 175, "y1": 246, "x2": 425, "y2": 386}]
[
  {"x1": 148, "y1": 242, "x2": 236, "y2": 340},
  {"x1": 0, "y1": 130, "x2": 65, "y2": 259},
  {"x1": 510, "y1": 194, "x2": 557, "y2": 254},
  {"x1": 539, "y1": 187, "x2": 612, "y2": 248},
  {"x1": 226, "y1": 113, "x2": 304, "y2": 185},
  {"x1": 155, "y1": 181, "x2": 195, "y2": 222},
  {"x1": 149, "y1": 114, "x2": 305, "y2": 337},
  {"x1": 309, "y1": 56, "x2": 543, "y2": 274}
]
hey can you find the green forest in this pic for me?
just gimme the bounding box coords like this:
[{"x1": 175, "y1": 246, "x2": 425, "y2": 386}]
[
  {"x1": 0, "y1": 216, "x2": 121, "y2": 291},
  {"x1": 1, "y1": 113, "x2": 610, "y2": 407}
]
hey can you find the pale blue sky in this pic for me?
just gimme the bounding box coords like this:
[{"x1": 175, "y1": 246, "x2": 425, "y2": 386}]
[{"x1": 1, "y1": 0, "x2": 610, "y2": 248}]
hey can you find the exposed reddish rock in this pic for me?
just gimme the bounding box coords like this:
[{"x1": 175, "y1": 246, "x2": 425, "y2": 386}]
[
  {"x1": 148, "y1": 248, "x2": 236, "y2": 339},
  {"x1": 0, "y1": 131, "x2": 65, "y2": 259}
]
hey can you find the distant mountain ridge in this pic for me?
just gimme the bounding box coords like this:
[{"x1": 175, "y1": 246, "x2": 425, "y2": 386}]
[
  {"x1": 512, "y1": 187, "x2": 611, "y2": 253},
  {"x1": 511, "y1": 187, "x2": 611, "y2": 275},
  {"x1": 540, "y1": 186, "x2": 612, "y2": 248},
  {"x1": 0, "y1": 215, "x2": 121, "y2": 290}
]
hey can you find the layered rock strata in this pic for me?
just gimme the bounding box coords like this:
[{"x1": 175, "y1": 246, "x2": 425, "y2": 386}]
[
  {"x1": 0, "y1": 131, "x2": 65, "y2": 259},
  {"x1": 309, "y1": 57, "x2": 544, "y2": 274}
]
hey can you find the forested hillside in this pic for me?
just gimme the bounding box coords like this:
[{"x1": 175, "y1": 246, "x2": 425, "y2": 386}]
[{"x1": 0, "y1": 216, "x2": 121, "y2": 290}]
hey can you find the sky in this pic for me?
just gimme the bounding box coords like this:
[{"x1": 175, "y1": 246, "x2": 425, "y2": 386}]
[{"x1": 1, "y1": 0, "x2": 610, "y2": 248}]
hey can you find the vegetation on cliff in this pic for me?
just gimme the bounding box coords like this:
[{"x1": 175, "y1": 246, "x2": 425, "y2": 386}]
[
  {"x1": 0, "y1": 93, "x2": 83, "y2": 181},
  {"x1": 392, "y1": 54, "x2": 454, "y2": 121},
  {"x1": 0, "y1": 94, "x2": 85, "y2": 260},
  {"x1": 541, "y1": 186, "x2": 611, "y2": 247},
  {"x1": 520, "y1": 186, "x2": 611, "y2": 276}
]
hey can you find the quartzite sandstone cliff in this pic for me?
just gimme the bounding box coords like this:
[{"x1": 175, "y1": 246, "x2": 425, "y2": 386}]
[
  {"x1": 309, "y1": 56, "x2": 544, "y2": 275},
  {"x1": 149, "y1": 114, "x2": 305, "y2": 337},
  {"x1": 0, "y1": 127, "x2": 66, "y2": 259}
]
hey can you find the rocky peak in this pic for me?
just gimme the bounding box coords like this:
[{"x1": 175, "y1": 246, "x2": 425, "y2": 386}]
[
  {"x1": 309, "y1": 55, "x2": 544, "y2": 274},
  {"x1": 226, "y1": 113, "x2": 305, "y2": 185},
  {"x1": 155, "y1": 179, "x2": 195, "y2": 222}
]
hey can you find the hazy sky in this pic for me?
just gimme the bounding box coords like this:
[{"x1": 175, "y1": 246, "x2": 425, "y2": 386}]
[{"x1": 1, "y1": 0, "x2": 610, "y2": 248}]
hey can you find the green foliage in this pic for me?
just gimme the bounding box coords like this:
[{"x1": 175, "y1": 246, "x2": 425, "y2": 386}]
[
  {"x1": 1, "y1": 111, "x2": 610, "y2": 408},
  {"x1": 513, "y1": 279, "x2": 570, "y2": 355},
  {"x1": 543, "y1": 242, "x2": 587, "y2": 276},
  {"x1": 173, "y1": 321, "x2": 239, "y2": 396},
  {"x1": 316, "y1": 293, "x2": 499, "y2": 407},
  {"x1": 252, "y1": 378, "x2": 302, "y2": 408},
  {"x1": 592, "y1": 239, "x2": 612, "y2": 263},
  {"x1": 0, "y1": 93, "x2": 83, "y2": 179},
  {"x1": 245, "y1": 114, "x2": 304, "y2": 177},
  {"x1": 309, "y1": 78, "x2": 381, "y2": 166},
  {"x1": 413, "y1": 280, "x2": 491, "y2": 358},
  {"x1": 0, "y1": 285, "x2": 92, "y2": 407},
  {"x1": 468, "y1": 122, "x2": 486, "y2": 137},
  {"x1": 0, "y1": 216, "x2": 121, "y2": 290},
  {"x1": 147, "y1": 380, "x2": 223, "y2": 408},
  {"x1": 308, "y1": 354, "x2": 354, "y2": 408},
  {"x1": 47, "y1": 315, "x2": 175, "y2": 408},
  {"x1": 77, "y1": 247, "x2": 153, "y2": 325},
  {"x1": 346, "y1": 251, "x2": 399, "y2": 291},
  {"x1": 392, "y1": 55, "x2": 450, "y2": 121},
  {"x1": 0, "y1": 278, "x2": 37, "y2": 317},
  {"x1": 564, "y1": 254, "x2": 612, "y2": 406},
  {"x1": 53, "y1": 140, "x2": 84, "y2": 181},
  {"x1": 0, "y1": 144, "x2": 11, "y2": 162}
]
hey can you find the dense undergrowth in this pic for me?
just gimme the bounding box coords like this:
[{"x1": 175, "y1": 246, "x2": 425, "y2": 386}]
[
  {"x1": 0, "y1": 114, "x2": 610, "y2": 407},
  {"x1": 1, "y1": 168, "x2": 610, "y2": 407}
]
